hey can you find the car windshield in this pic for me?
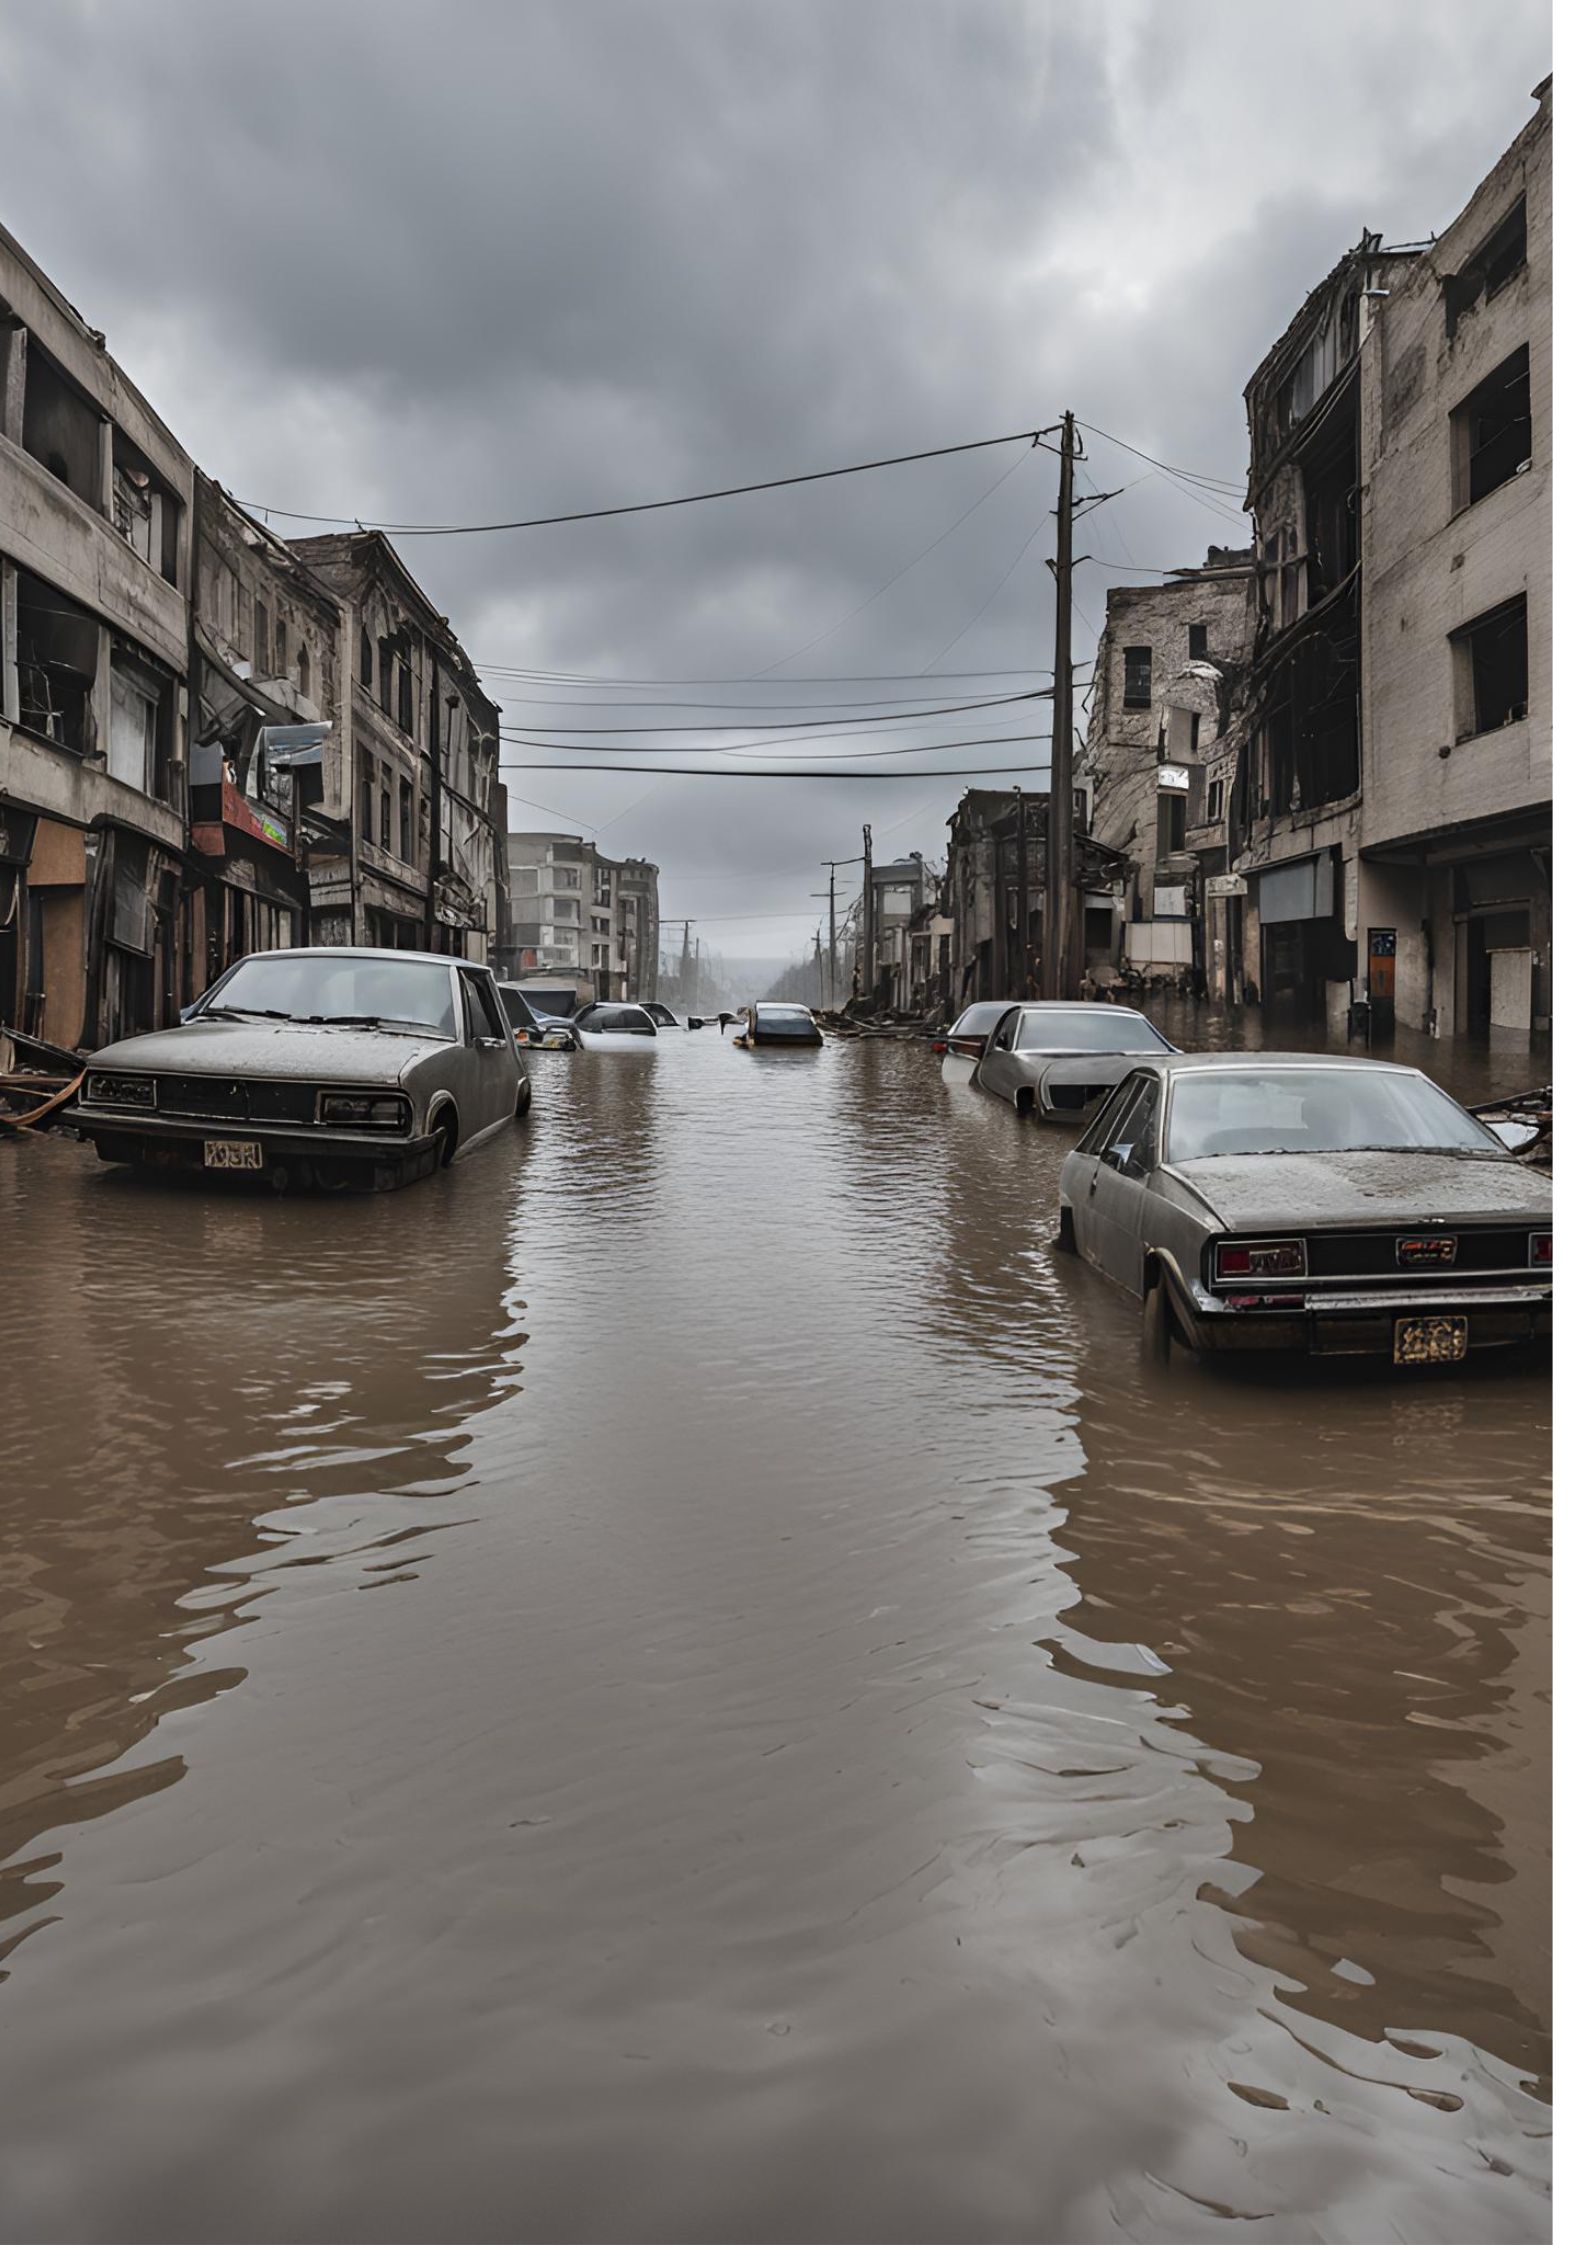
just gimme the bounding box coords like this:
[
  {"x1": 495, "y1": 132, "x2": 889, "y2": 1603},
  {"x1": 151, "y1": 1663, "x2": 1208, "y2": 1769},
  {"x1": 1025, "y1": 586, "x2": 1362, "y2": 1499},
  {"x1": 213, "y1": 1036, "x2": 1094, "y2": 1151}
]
[
  {"x1": 949, "y1": 1002, "x2": 1011, "y2": 1036},
  {"x1": 1015, "y1": 1009, "x2": 1164, "y2": 1053},
  {"x1": 204, "y1": 955, "x2": 457, "y2": 1037},
  {"x1": 1167, "y1": 1067, "x2": 1500, "y2": 1160}
]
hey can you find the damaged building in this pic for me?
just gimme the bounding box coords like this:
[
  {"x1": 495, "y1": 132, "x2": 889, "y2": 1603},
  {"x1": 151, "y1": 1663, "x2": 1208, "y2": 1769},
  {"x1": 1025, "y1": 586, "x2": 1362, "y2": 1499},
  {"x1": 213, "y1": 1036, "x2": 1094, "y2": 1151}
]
[
  {"x1": 943, "y1": 787, "x2": 1129, "y2": 1006},
  {"x1": 187, "y1": 476, "x2": 342, "y2": 985},
  {"x1": 1355, "y1": 78, "x2": 1550, "y2": 1038},
  {"x1": 1, "y1": 220, "x2": 193, "y2": 1050},
  {"x1": 287, "y1": 532, "x2": 503, "y2": 962},
  {"x1": 1080, "y1": 550, "x2": 1255, "y2": 995}
]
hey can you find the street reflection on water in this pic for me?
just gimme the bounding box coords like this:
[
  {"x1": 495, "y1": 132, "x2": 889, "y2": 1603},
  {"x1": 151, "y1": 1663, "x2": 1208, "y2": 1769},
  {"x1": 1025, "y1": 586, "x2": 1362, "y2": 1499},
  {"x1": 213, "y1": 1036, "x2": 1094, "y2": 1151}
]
[{"x1": 0, "y1": 1028, "x2": 1549, "y2": 2242}]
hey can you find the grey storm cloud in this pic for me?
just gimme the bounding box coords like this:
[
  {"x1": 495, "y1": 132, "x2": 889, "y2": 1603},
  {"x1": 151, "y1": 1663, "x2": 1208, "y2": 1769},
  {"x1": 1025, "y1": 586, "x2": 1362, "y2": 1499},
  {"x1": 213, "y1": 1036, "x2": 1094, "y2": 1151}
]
[{"x1": 0, "y1": 0, "x2": 1550, "y2": 967}]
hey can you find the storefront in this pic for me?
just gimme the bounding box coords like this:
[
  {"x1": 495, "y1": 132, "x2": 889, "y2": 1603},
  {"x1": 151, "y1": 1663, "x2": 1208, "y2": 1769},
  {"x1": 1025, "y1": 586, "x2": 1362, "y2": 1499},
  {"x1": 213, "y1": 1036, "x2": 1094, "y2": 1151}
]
[{"x1": 1253, "y1": 849, "x2": 1353, "y2": 1019}]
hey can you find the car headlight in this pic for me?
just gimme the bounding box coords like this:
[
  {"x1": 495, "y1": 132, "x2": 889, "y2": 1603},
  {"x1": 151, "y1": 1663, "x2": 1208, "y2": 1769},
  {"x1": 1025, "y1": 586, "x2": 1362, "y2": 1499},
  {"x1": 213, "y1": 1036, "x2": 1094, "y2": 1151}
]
[
  {"x1": 1530, "y1": 1231, "x2": 1552, "y2": 1269},
  {"x1": 317, "y1": 1091, "x2": 412, "y2": 1130},
  {"x1": 85, "y1": 1072, "x2": 156, "y2": 1110},
  {"x1": 1215, "y1": 1238, "x2": 1306, "y2": 1281}
]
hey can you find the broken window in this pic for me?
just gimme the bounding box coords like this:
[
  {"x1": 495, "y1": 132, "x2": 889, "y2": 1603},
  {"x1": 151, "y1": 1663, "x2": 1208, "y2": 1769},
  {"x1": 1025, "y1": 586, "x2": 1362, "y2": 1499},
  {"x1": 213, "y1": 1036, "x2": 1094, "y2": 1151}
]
[
  {"x1": 380, "y1": 783, "x2": 392, "y2": 853},
  {"x1": 1299, "y1": 398, "x2": 1358, "y2": 599},
  {"x1": 1452, "y1": 595, "x2": 1528, "y2": 741},
  {"x1": 1122, "y1": 646, "x2": 1152, "y2": 709},
  {"x1": 274, "y1": 616, "x2": 287, "y2": 677},
  {"x1": 254, "y1": 601, "x2": 270, "y2": 673},
  {"x1": 1444, "y1": 199, "x2": 1526, "y2": 337},
  {"x1": 397, "y1": 643, "x2": 414, "y2": 736},
  {"x1": 1206, "y1": 777, "x2": 1225, "y2": 825},
  {"x1": 110, "y1": 433, "x2": 179, "y2": 582},
  {"x1": 399, "y1": 779, "x2": 413, "y2": 862},
  {"x1": 297, "y1": 644, "x2": 310, "y2": 698},
  {"x1": 21, "y1": 344, "x2": 100, "y2": 506},
  {"x1": 1452, "y1": 346, "x2": 1531, "y2": 511},
  {"x1": 1187, "y1": 623, "x2": 1208, "y2": 658},
  {"x1": 360, "y1": 628, "x2": 374, "y2": 690},
  {"x1": 359, "y1": 750, "x2": 375, "y2": 840},
  {"x1": 15, "y1": 568, "x2": 98, "y2": 755}
]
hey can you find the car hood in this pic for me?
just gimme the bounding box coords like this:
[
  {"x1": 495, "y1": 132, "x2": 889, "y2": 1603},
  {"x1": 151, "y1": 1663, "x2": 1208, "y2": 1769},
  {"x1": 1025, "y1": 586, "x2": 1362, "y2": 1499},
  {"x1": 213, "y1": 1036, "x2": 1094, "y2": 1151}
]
[
  {"x1": 1164, "y1": 1149, "x2": 1551, "y2": 1229},
  {"x1": 89, "y1": 1018, "x2": 452, "y2": 1085}
]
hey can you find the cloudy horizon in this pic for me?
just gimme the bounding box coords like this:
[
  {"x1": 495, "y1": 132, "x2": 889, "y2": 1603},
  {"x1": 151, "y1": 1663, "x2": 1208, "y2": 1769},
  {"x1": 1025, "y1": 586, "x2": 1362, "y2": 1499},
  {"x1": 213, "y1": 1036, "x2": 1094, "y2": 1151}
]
[{"x1": 0, "y1": 0, "x2": 1551, "y2": 971}]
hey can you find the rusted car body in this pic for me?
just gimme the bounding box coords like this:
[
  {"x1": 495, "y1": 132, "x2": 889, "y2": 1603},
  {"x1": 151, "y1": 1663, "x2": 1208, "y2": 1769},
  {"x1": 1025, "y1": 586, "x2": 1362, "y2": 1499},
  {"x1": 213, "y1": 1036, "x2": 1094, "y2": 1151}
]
[{"x1": 1057, "y1": 1052, "x2": 1551, "y2": 1363}]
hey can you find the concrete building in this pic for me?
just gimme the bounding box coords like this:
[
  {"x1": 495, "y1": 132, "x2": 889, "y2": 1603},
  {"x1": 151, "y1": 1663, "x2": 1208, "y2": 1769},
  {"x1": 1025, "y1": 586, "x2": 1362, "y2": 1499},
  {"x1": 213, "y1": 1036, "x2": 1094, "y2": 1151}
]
[
  {"x1": 1230, "y1": 233, "x2": 1426, "y2": 1019},
  {"x1": 186, "y1": 476, "x2": 342, "y2": 989},
  {"x1": 1080, "y1": 550, "x2": 1255, "y2": 992},
  {"x1": 288, "y1": 532, "x2": 502, "y2": 960},
  {"x1": 1, "y1": 220, "x2": 193, "y2": 1049},
  {"x1": 867, "y1": 852, "x2": 932, "y2": 1007},
  {"x1": 942, "y1": 787, "x2": 1129, "y2": 1007},
  {"x1": 1356, "y1": 79, "x2": 1551, "y2": 1038},
  {"x1": 504, "y1": 832, "x2": 660, "y2": 999}
]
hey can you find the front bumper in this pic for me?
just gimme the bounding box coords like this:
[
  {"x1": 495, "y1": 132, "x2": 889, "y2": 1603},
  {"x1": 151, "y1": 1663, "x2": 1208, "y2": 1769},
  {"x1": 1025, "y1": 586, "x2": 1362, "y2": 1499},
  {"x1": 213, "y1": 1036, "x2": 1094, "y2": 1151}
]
[
  {"x1": 73, "y1": 1106, "x2": 443, "y2": 1189},
  {"x1": 1171, "y1": 1274, "x2": 1552, "y2": 1357}
]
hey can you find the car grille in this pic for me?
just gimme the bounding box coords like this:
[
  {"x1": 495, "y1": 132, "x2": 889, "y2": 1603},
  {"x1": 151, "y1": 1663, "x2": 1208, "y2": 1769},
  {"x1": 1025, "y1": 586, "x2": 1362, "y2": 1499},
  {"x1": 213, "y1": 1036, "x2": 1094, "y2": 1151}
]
[
  {"x1": 1305, "y1": 1228, "x2": 1536, "y2": 1280},
  {"x1": 154, "y1": 1076, "x2": 318, "y2": 1124}
]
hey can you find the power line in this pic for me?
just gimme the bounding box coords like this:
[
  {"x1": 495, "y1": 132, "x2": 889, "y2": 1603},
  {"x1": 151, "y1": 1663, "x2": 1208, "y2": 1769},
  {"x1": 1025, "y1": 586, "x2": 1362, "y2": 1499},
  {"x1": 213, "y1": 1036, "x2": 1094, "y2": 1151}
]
[
  {"x1": 475, "y1": 663, "x2": 1051, "y2": 684},
  {"x1": 497, "y1": 757, "x2": 1053, "y2": 780},
  {"x1": 753, "y1": 446, "x2": 1034, "y2": 674},
  {"x1": 498, "y1": 726, "x2": 1048, "y2": 762},
  {"x1": 924, "y1": 497, "x2": 1055, "y2": 670},
  {"x1": 491, "y1": 688, "x2": 1045, "y2": 736},
  {"x1": 487, "y1": 684, "x2": 1040, "y2": 711},
  {"x1": 1074, "y1": 422, "x2": 1246, "y2": 495},
  {"x1": 243, "y1": 419, "x2": 1063, "y2": 537}
]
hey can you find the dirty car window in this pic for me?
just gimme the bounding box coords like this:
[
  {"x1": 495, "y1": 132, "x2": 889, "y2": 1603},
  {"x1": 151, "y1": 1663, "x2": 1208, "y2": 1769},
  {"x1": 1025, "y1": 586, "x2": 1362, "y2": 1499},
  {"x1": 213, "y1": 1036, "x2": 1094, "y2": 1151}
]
[
  {"x1": 1167, "y1": 1068, "x2": 1499, "y2": 1160},
  {"x1": 206, "y1": 956, "x2": 458, "y2": 1037}
]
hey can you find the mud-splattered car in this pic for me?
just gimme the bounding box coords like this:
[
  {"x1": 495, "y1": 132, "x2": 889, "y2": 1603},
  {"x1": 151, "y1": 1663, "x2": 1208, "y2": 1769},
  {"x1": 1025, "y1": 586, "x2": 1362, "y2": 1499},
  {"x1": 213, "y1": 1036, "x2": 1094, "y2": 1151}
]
[
  {"x1": 1057, "y1": 1052, "x2": 1551, "y2": 1364},
  {"x1": 75, "y1": 948, "x2": 529, "y2": 1189}
]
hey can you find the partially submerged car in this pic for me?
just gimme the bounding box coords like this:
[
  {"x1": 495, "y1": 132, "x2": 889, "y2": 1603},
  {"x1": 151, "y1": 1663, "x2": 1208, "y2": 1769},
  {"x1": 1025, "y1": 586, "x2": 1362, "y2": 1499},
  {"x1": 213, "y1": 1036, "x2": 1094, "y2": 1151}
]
[
  {"x1": 975, "y1": 1002, "x2": 1175, "y2": 1116},
  {"x1": 1057, "y1": 1053, "x2": 1551, "y2": 1364},
  {"x1": 75, "y1": 948, "x2": 529, "y2": 1189},
  {"x1": 639, "y1": 1001, "x2": 684, "y2": 1029},
  {"x1": 575, "y1": 1003, "x2": 659, "y2": 1037},
  {"x1": 497, "y1": 984, "x2": 584, "y2": 1051},
  {"x1": 738, "y1": 1002, "x2": 823, "y2": 1048}
]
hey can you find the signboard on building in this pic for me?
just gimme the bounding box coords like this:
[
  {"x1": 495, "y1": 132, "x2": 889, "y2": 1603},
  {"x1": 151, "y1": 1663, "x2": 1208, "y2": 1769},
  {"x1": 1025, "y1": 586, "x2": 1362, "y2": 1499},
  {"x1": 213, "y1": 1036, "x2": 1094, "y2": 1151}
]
[
  {"x1": 1152, "y1": 884, "x2": 1189, "y2": 918},
  {"x1": 1204, "y1": 873, "x2": 1247, "y2": 898},
  {"x1": 1157, "y1": 764, "x2": 1190, "y2": 792}
]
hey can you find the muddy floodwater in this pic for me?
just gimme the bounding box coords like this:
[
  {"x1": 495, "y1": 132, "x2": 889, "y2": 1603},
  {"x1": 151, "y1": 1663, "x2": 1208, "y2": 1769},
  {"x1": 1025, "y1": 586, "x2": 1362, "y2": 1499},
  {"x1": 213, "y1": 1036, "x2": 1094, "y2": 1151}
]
[{"x1": 0, "y1": 1028, "x2": 1550, "y2": 2242}]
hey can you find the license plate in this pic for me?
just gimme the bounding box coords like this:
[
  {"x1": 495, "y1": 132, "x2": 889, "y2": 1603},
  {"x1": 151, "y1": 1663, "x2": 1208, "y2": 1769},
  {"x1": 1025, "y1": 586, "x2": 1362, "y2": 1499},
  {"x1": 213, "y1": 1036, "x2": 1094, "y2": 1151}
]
[
  {"x1": 203, "y1": 1138, "x2": 263, "y2": 1171},
  {"x1": 1393, "y1": 1315, "x2": 1468, "y2": 1366}
]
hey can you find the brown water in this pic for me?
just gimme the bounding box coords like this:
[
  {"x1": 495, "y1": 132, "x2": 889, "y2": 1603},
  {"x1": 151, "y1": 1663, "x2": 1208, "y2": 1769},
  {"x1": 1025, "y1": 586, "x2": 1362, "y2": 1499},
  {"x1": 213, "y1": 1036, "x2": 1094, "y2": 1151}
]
[{"x1": 0, "y1": 1032, "x2": 1550, "y2": 2242}]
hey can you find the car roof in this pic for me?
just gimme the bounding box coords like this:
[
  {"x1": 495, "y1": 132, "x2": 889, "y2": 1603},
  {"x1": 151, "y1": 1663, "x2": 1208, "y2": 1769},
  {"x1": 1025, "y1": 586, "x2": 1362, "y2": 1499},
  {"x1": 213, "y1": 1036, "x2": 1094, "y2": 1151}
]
[
  {"x1": 1010, "y1": 1001, "x2": 1152, "y2": 1019},
  {"x1": 233, "y1": 946, "x2": 468, "y2": 968},
  {"x1": 1113, "y1": 1051, "x2": 1429, "y2": 1078}
]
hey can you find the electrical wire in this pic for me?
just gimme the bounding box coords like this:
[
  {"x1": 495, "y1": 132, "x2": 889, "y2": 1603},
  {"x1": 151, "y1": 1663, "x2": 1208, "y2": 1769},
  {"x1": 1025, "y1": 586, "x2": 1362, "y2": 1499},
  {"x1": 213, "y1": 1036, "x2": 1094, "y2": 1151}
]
[
  {"x1": 474, "y1": 663, "x2": 1051, "y2": 684},
  {"x1": 490, "y1": 688, "x2": 1045, "y2": 736},
  {"x1": 498, "y1": 759, "x2": 1054, "y2": 780},
  {"x1": 497, "y1": 725, "x2": 1048, "y2": 762},
  {"x1": 924, "y1": 498, "x2": 1055, "y2": 671},
  {"x1": 1074, "y1": 422, "x2": 1246, "y2": 494},
  {"x1": 242, "y1": 420, "x2": 1063, "y2": 537}
]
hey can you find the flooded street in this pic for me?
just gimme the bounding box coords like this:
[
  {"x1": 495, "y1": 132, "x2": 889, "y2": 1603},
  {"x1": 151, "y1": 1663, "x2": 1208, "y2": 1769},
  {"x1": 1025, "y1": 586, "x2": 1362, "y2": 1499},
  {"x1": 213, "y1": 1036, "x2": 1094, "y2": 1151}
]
[{"x1": 0, "y1": 1030, "x2": 1550, "y2": 2242}]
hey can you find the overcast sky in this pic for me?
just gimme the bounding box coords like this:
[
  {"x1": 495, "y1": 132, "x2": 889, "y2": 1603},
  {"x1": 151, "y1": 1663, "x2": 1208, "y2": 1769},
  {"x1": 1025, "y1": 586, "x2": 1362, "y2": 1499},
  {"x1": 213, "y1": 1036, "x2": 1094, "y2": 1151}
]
[{"x1": 0, "y1": 0, "x2": 1550, "y2": 973}]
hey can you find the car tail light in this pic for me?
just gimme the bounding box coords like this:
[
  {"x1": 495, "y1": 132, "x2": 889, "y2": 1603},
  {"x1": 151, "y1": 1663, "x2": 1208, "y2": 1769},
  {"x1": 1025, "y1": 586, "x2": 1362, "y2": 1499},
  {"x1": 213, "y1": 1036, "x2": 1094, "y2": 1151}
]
[
  {"x1": 931, "y1": 1040, "x2": 947, "y2": 1054},
  {"x1": 1215, "y1": 1238, "x2": 1306, "y2": 1281},
  {"x1": 1531, "y1": 1231, "x2": 1552, "y2": 1268}
]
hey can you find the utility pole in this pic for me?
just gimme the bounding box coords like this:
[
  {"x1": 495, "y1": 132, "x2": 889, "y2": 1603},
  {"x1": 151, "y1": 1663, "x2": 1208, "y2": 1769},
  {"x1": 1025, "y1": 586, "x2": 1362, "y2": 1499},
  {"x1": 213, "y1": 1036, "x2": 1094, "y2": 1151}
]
[
  {"x1": 827, "y1": 861, "x2": 838, "y2": 1010},
  {"x1": 680, "y1": 919, "x2": 692, "y2": 1011},
  {"x1": 1044, "y1": 410, "x2": 1078, "y2": 1000},
  {"x1": 861, "y1": 823, "x2": 874, "y2": 999},
  {"x1": 1014, "y1": 784, "x2": 1028, "y2": 997}
]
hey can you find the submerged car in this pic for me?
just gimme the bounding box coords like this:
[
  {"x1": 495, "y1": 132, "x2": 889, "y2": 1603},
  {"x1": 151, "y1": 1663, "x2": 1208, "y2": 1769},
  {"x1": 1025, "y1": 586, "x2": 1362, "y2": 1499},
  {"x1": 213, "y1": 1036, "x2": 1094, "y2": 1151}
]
[
  {"x1": 75, "y1": 948, "x2": 529, "y2": 1189},
  {"x1": 497, "y1": 985, "x2": 584, "y2": 1050},
  {"x1": 739, "y1": 1002, "x2": 823, "y2": 1047},
  {"x1": 975, "y1": 1002, "x2": 1175, "y2": 1116},
  {"x1": 576, "y1": 1003, "x2": 659, "y2": 1037},
  {"x1": 1057, "y1": 1053, "x2": 1552, "y2": 1363},
  {"x1": 639, "y1": 1001, "x2": 684, "y2": 1029}
]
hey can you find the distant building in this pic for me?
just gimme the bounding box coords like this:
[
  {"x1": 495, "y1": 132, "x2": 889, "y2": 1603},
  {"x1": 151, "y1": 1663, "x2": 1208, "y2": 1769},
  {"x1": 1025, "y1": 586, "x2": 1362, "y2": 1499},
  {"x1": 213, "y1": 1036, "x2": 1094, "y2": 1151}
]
[
  {"x1": 1, "y1": 219, "x2": 193, "y2": 1048},
  {"x1": 504, "y1": 832, "x2": 660, "y2": 999},
  {"x1": 1080, "y1": 549, "x2": 1255, "y2": 995},
  {"x1": 942, "y1": 787, "x2": 1128, "y2": 1006},
  {"x1": 867, "y1": 852, "x2": 931, "y2": 1007}
]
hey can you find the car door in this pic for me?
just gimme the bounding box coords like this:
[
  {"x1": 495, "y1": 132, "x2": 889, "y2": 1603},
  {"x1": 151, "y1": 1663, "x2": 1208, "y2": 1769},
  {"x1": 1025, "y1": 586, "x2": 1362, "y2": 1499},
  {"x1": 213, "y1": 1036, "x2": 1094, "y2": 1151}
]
[
  {"x1": 976, "y1": 1008, "x2": 1020, "y2": 1100},
  {"x1": 460, "y1": 967, "x2": 520, "y2": 1134},
  {"x1": 1082, "y1": 1074, "x2": 1162, "y2": 1289}
]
